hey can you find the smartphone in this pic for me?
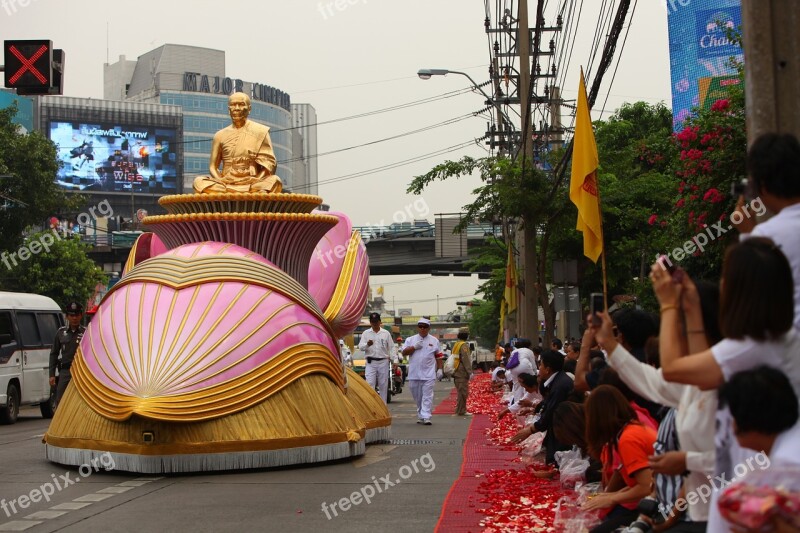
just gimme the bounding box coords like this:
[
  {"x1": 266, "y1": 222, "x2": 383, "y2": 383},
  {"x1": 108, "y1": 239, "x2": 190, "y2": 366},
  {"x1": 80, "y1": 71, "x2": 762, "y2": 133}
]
[
  {"x1": 658, "y1": 254, "x2": 683, "y2": 282},
  {"x1": 590, "y1": 293, "x2": 604, "y2": 326}
]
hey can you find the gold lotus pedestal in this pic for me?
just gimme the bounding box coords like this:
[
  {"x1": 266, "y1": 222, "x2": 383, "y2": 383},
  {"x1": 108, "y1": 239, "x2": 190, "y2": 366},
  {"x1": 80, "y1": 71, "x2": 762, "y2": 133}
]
[{"x1": 44, "y1": 192, "x2": 389, "y2": 473}]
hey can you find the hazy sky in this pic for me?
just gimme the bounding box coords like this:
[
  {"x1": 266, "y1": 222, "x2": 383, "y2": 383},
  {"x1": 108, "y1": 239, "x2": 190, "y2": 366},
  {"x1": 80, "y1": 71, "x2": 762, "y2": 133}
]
[{"x1": 4, "y1": 0, "x2": 672, "y2": 315}]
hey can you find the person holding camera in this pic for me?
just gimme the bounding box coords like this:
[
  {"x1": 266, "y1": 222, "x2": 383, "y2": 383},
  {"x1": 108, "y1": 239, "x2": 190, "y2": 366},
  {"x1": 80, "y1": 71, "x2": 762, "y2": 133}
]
[
  {"x1": 733, "y1": 132, "x2": 800, "y2": 328},
  {"x1": 358, "y1": 313, "x2": 394, "y2": 404}
]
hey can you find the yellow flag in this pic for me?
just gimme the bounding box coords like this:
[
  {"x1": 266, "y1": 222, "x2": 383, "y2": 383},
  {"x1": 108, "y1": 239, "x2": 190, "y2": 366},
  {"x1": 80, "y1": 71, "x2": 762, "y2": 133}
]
[
  {"x1": 504, "y1": 246, "x2": 517, "y2": 314},
  {"x1": 569, "y1": 68, "x2": 603, "y2": 263}
]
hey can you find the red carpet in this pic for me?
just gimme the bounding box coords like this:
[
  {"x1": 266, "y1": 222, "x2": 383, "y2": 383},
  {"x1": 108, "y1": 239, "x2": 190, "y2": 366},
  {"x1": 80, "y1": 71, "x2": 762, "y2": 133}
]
[
  {"x1": 434, "y1": 374, "x2": 565, "y2": 532},
  {"x1": 432, "y1": 386, "x2": 458, "y2": 414},
  {"x1": 435, "y1": 414, "x2": 523, "y2": 531}
]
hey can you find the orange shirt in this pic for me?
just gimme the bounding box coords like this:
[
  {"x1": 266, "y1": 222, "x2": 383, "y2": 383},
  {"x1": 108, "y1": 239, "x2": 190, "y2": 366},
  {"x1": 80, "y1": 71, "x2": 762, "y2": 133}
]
[
  {"x1": 617, "y1": 423, "x2": 657, "y2": 488},
  {"x1": 600, "y1": 423, "x2": 657, "y2": 511}
]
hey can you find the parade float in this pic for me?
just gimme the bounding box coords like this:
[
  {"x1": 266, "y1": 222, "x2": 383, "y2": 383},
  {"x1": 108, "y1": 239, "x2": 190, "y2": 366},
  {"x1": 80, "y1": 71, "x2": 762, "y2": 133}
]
[{"x1": 44, "y1": 93, "x2": 390, "y2": 473}]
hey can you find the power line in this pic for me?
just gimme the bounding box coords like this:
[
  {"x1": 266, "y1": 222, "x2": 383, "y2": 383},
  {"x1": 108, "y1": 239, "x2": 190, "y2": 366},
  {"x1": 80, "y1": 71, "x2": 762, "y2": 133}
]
[
  {"x1": 294, "y1": 137, "x2": 486, "y2": 192},
  {"x1": 291, "y1": 65, "x2": 486, "y2": 95},
  {"x1": 55, "y1": 86, "x2": 476, "y2": 151},
  {"x1": 279, "y1": 108, "x2": 488, "y2": 165},
  {"x1": 598, "y1": 0, "x2": 637, "y2": 120}
]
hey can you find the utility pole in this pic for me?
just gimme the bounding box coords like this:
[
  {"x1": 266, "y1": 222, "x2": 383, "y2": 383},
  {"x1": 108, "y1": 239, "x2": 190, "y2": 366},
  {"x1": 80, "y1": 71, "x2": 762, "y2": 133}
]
[
  {"x1": 549, "y1": 85, "x2": 564, "y2": 148},
  {"x1": 741, "y1": 0, "x2": 800, "y2": 143},
  {"x1": 485, "y1": 0, "x2": 563, "y2": 342},
  {"x1": 517, "y1": 0, "x2": 539, "y2": 342}
]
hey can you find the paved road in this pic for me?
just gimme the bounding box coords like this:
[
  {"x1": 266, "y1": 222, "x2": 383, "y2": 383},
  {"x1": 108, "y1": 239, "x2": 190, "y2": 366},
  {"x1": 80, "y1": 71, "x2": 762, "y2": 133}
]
[{"x1": 0, "y1": 380, "x2": 470, "y2": 532}]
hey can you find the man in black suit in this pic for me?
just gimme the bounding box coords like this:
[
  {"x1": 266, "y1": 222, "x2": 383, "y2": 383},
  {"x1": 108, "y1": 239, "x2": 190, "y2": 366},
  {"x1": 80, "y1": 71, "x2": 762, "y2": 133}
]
[{"x1": 510, "y1": 350, "x2": 574, "y2": 465}]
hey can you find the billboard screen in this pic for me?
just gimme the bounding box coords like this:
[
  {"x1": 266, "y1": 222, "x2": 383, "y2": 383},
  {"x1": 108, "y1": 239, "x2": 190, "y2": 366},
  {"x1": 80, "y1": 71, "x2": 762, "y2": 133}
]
[
  {"x1": 667, "y1": 0, "x2": 743, "y2": 130},
  {"x1": 49, "y1": 121, "x2": 178, "y2": 193}
]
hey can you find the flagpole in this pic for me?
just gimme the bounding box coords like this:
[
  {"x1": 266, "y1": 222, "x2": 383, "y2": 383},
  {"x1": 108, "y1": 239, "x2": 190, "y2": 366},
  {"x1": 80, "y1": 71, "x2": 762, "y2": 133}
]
[
  {"x1": 570, "y1": 67, "x2": 606, "y2": 308},
  {"x1": 596, "y1": 193, "x2": 609, "y2": 310}
]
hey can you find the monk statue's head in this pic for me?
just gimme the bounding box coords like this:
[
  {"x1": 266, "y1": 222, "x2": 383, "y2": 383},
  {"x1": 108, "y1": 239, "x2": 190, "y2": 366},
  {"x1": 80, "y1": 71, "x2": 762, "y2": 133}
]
[{"x1": 228, "y1": 92, "x2": 251, "y2": 124}]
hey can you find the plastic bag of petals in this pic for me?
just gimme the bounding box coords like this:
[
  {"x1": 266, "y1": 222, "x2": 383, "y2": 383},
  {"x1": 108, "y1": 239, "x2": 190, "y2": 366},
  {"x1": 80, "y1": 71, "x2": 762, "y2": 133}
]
[
  {"x1": 523, "y1": 413, "x2": 540, "y2": 427},
  {"x1": 519, "y1": 431, "x2": 546, "y2": 465},
  {"x1": 718, "y1": 464, "x2": 800, "y2": 531},
  {"x1": 553, "y1": 495, "x2": 601, "y2": 532},
  {"x1": 576, "y1": 482, "x2": 601, "y2": 506},
  {"x1": 500, "y1": 392, "x2": 514, "y2": 405},
  {"x1": 555, "y1": 446, "x2": 590, "y2": 490}
]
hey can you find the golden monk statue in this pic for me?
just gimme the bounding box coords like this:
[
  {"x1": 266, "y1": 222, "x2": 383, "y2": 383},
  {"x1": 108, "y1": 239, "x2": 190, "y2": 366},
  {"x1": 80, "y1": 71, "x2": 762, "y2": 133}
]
[{"x1": 192, "y1": 92, "x2": 283, "y2": 194}]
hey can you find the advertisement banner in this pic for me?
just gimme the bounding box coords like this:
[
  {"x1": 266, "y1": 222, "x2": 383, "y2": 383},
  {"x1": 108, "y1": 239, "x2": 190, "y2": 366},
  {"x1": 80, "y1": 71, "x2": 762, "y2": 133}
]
[
  {"x1": 49, "y1": 121, "x2": 178, "y2": 193},
  {"x1": 668, "y1": 0, "x2": 743, "y2": 130}
]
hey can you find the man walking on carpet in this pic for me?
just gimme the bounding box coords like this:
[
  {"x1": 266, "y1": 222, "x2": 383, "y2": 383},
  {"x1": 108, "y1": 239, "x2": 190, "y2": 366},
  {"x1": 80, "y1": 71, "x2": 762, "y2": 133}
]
[{"x1": 403, "y1": 318, "x2": 439, "y2": 425}]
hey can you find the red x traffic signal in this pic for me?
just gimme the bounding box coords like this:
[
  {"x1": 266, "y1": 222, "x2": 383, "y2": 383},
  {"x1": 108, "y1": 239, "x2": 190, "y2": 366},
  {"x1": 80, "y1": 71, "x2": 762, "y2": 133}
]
[{"x1": 4, "y1": 40, "x2": 53, "y2": 94}]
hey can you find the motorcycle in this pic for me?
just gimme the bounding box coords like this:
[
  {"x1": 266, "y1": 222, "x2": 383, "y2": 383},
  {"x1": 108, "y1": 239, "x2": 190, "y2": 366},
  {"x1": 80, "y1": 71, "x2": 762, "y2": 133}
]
[{"x1": 391, "y1": 363, "x2": 403, "y2": 396}]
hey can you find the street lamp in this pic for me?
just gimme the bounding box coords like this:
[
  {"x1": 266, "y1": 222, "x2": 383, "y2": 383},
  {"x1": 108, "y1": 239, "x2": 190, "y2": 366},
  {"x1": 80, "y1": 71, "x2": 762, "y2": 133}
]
[
  {"x1": 417, "y1": 68, "x2": 494, "y2": 105},
  {"x1": 417, "y1": 68, "x2": 515, "y2": 147}
]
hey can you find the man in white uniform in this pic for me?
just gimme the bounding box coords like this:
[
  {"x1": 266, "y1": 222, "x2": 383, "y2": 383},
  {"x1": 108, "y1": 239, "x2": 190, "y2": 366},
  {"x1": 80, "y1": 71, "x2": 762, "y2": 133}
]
[
  {"x1": 403, "y1": 318, "x2": 439, "y2": 425},
  {"x1": 339, "y1": 339, "x2": 352, "y2": 366},
  {"x1": 358, "y1": 313, "x2": 394, "y2": 403}
]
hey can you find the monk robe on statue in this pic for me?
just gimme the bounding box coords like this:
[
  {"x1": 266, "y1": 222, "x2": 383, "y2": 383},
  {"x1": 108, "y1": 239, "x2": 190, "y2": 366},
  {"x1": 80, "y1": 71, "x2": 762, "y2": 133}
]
[{"x1": 193, "y1": 92, "x2": 283, "y2": 194}]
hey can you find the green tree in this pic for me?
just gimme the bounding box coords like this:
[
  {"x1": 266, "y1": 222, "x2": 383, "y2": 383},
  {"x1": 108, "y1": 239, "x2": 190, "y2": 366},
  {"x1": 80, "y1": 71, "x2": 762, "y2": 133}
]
[
  {"x1": 463, "y1": 242, "x2": 506, "y2": 347},
  {"x1": 648, "y1": 29, "x2": 746, "y2": 283},
  {"x1": 0, "y1": 103, "x2": 81, "y2": 253},
  {"x1": 408, "y1": 155, "x2": 568, "y2": 346},
  {"x1": 1, "y1": 231, "x2": 107, "y2": 308},
  {"x1": 548, "y1": 102, "x2": 676, "y2": 313},
  {"x1": 656, "y1": 74, "x2": 746, "y2": 281}
]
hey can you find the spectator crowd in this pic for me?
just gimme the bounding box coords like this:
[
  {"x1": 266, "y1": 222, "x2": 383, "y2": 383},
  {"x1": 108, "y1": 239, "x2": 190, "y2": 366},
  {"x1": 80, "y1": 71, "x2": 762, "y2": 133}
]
[{"x1": 482, "y1": 134, "x2": 800, "y2": 532}]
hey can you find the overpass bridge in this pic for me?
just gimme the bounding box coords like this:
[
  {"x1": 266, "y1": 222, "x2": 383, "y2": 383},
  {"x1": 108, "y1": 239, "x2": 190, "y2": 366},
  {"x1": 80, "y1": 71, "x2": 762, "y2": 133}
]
[{"x1": 85, "y1": 218, "x2": 504, "y2": 276}]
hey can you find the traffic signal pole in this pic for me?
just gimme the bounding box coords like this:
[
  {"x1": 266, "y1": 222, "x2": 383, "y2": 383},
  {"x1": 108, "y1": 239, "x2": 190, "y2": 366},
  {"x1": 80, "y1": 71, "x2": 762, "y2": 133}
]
[{"x1": 3, "y1": 40, "x2": 64, "y2": 95}]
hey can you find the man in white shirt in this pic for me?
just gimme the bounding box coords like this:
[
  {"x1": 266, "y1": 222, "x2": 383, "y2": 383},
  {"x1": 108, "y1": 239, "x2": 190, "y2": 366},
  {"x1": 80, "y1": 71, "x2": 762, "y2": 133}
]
[
  {"x1": 403, "y1": 318, "x2": 439, "y2": 425},
  {"x1": 514, "y1": 339, "x2": 538, "y2": 376},
  {"x1": 339, "y1": 339, "x2": 352, "y2": 366},
  {"x1": 734, "y1": 132, "x2": 800, "y2": 328},
  {"x1": 358, "y1": 313, "x2": 394, "y2": 403}
]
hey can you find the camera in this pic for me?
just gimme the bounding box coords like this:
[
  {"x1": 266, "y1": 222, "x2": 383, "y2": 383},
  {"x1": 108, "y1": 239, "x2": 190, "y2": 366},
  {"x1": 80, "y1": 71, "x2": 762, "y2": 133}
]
[
  {"x1": 589, "y1": 293, "x2": 604, "y2": 326},
  {"x1": 619, "y1": 497, "x2": 661, "y2": 533}
]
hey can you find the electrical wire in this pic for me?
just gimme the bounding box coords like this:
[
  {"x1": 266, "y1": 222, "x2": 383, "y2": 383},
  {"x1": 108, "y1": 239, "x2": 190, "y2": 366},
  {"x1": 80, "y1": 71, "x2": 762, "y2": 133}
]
[
  {"x1": 279, "y1": 108, "x2": 488, "y2": 164},
  {"x1": 598, "y1": 0, "x2": 637, "y2": 120},
  {"x1": 292, "y1": 137, "x2": 487, "y2": 192},
  {"x1": 54, "y1": 86, "x2": 476, "y2": 151}
]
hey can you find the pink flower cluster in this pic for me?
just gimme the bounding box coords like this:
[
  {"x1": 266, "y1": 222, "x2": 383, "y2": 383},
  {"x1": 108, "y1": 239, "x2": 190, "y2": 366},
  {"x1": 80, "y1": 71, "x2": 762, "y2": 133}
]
[{"x1": 650, "y1": 98, "x2": 741, "y2": 231}]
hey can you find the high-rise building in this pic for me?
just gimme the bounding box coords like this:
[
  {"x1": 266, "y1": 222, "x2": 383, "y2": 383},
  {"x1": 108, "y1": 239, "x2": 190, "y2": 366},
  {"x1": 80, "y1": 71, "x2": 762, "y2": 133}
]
[
  {"x1": 104, "y1": 44, "x2": 317, "y2": 194},
  {"x1": 290, "y1": 103, "x2": 318, "y2": 196}
]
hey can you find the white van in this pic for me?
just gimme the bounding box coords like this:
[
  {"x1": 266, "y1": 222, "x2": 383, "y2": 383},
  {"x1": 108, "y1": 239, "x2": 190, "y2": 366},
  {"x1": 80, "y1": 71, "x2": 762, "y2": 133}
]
[{"x1": 0, "y1": 292, "x2": 64, "y2": 424}]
